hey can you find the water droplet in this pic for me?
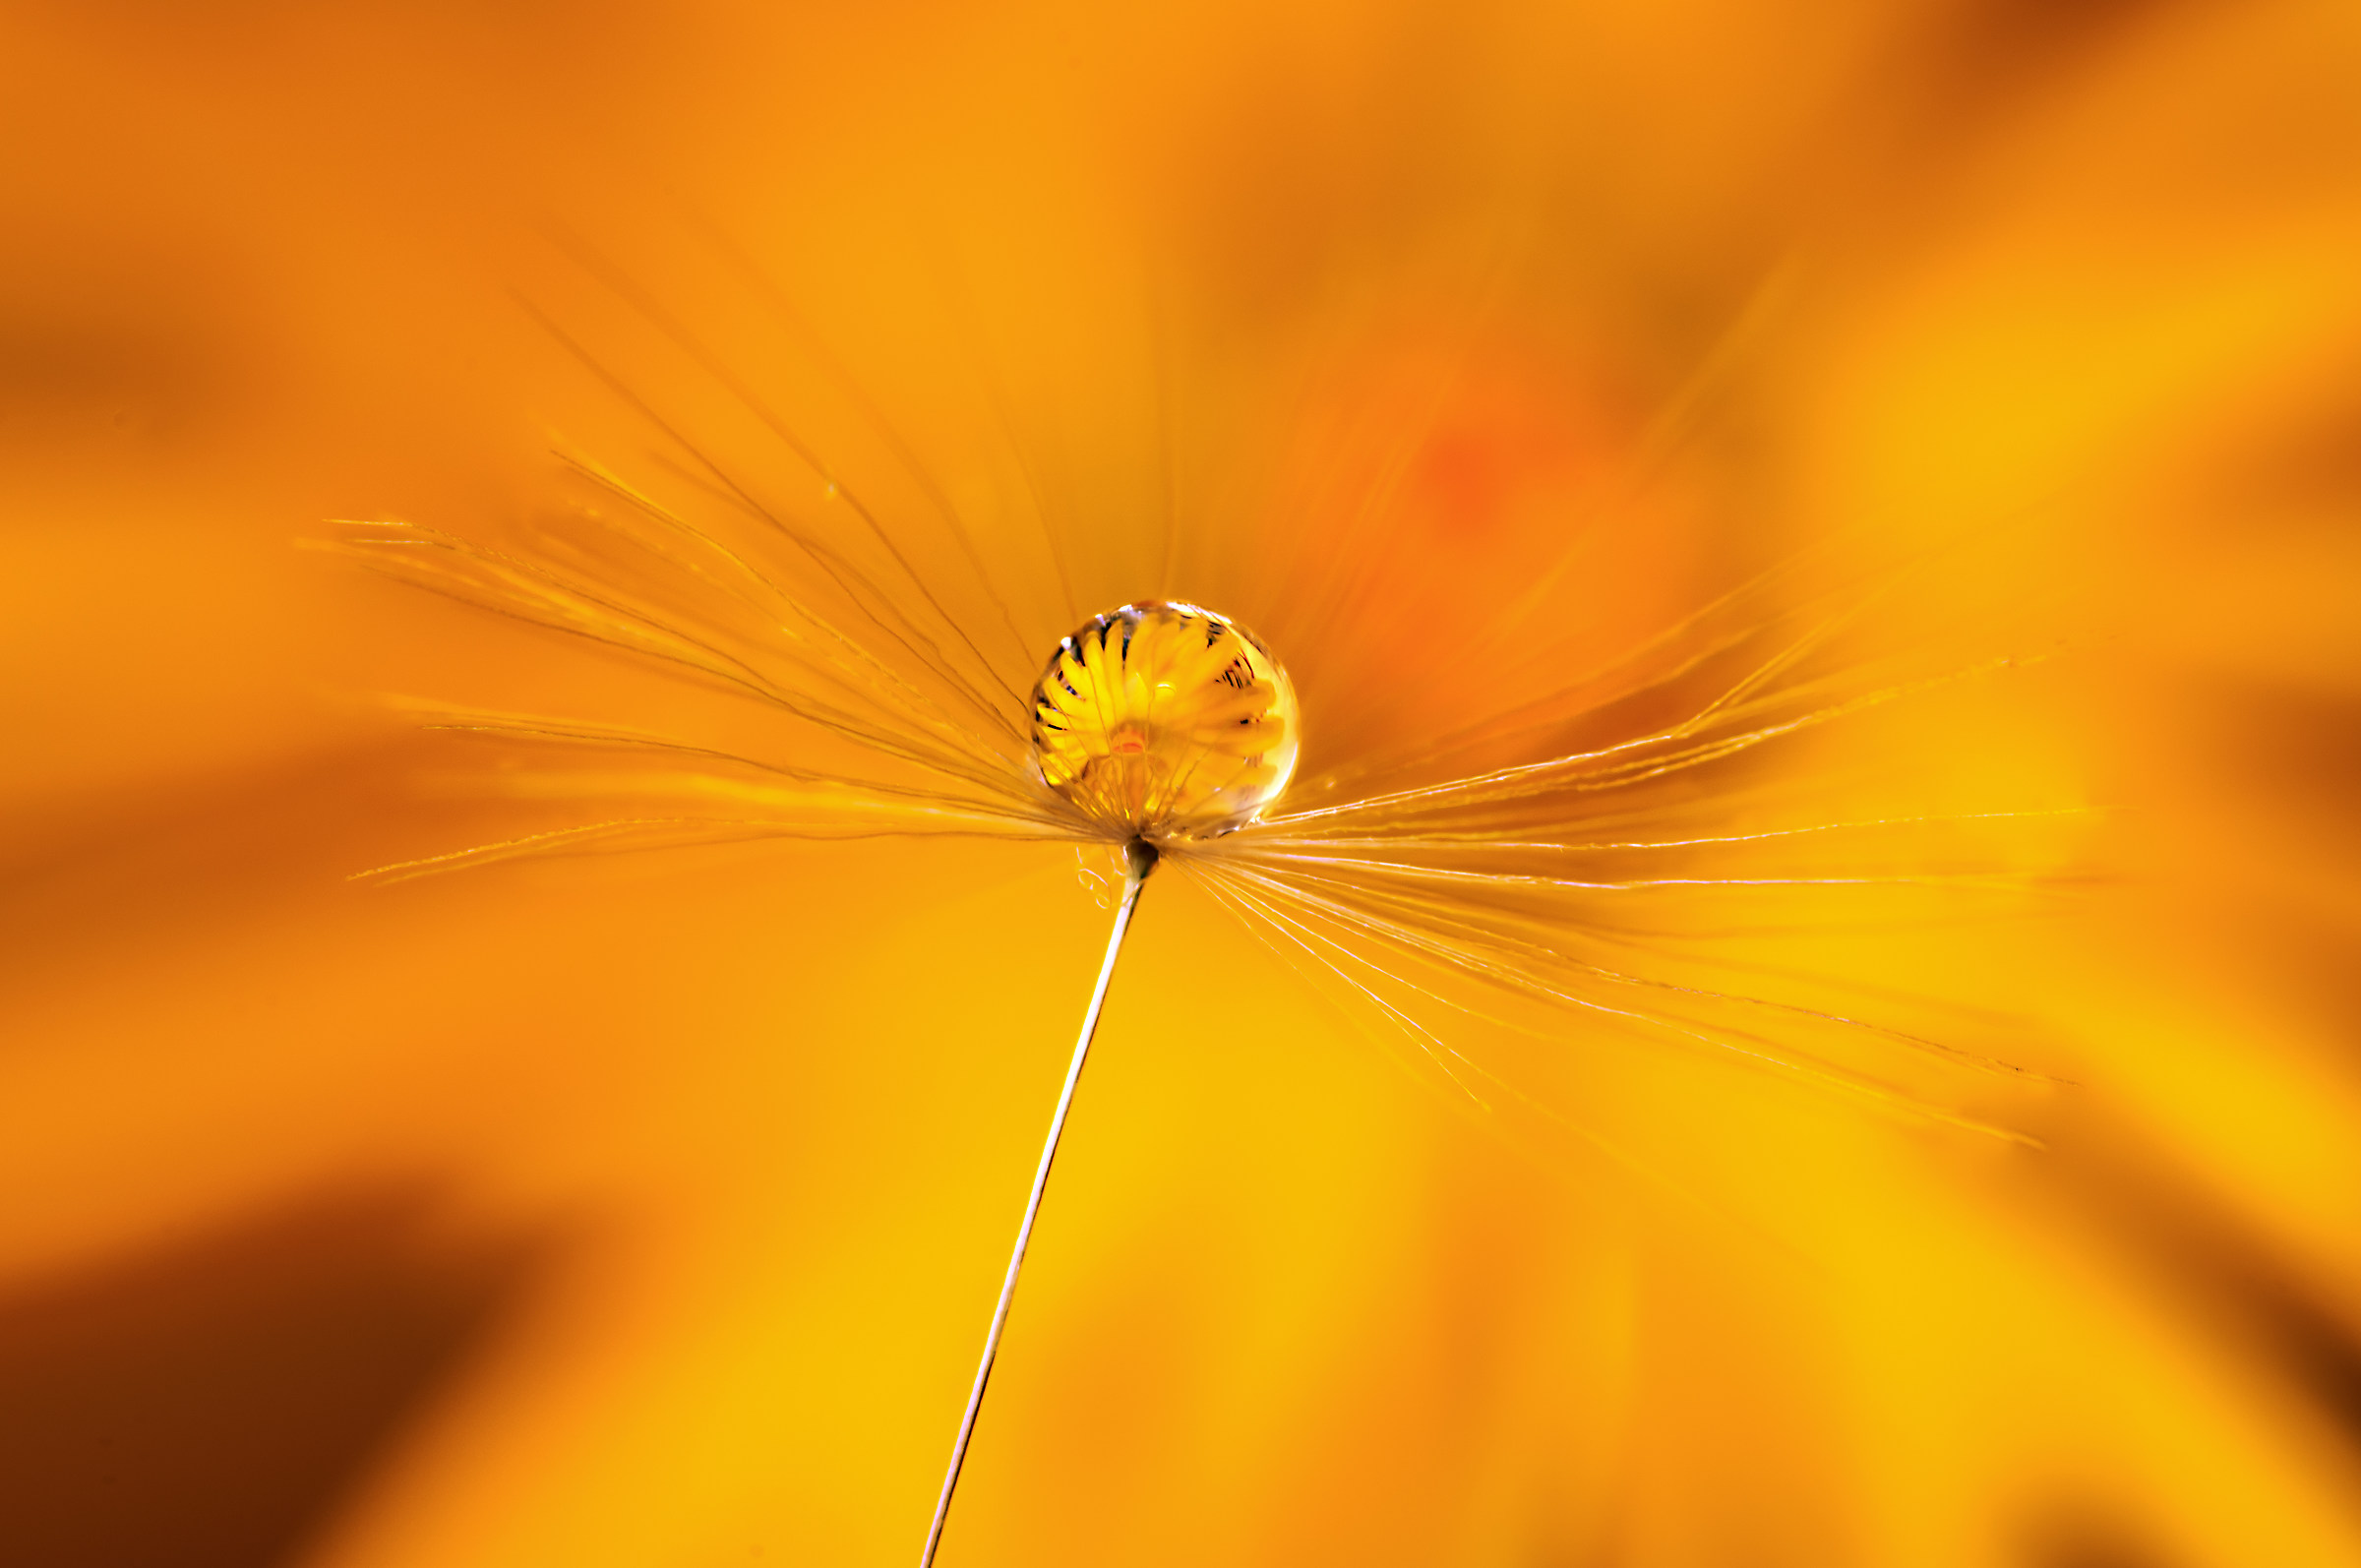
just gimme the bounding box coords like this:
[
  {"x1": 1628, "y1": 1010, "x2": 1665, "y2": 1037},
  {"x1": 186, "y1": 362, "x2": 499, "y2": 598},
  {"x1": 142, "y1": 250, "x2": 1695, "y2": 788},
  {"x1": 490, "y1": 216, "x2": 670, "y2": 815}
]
[{"x1": 1029, "y1": 600, "x2": 1300, "y2": 837}]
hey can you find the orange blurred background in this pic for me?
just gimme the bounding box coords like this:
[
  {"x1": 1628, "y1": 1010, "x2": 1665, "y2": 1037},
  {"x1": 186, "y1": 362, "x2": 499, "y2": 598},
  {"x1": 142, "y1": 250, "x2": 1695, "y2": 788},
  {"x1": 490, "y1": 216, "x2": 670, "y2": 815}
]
[{"x1": 4, "y1": 2, "x2": 2361, "y2": 1565}]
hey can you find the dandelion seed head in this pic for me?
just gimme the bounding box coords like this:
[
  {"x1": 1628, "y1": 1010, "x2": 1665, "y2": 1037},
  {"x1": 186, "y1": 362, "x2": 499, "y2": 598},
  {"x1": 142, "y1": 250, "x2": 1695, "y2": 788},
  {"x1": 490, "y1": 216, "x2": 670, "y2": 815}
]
[{"x1": 1030, "y1": 600, "x2": 1300, "y2": 841}]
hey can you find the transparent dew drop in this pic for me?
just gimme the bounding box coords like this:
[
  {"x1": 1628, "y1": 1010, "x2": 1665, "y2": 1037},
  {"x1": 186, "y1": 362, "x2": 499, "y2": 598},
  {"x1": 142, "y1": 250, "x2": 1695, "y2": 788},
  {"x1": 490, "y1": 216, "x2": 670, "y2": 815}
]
[{"x1": 1029, "y1": 600, "x2": 1302, "y2": 838}]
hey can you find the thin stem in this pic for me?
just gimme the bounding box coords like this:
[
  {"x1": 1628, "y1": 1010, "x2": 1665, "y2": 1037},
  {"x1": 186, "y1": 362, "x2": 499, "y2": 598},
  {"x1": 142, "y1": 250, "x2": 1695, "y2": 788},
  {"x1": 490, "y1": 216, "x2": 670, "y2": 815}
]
[{"x1": 919, "y1": 871, "x2": 1149, "y2": 1567}]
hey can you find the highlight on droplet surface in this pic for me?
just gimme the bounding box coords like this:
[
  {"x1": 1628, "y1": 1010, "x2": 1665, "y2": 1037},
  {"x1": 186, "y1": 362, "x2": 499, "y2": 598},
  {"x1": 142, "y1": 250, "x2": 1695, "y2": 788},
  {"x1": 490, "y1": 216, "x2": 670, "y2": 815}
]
[{"x1": 1029, "y1": 600, "x2": 1300, "y2": 837}]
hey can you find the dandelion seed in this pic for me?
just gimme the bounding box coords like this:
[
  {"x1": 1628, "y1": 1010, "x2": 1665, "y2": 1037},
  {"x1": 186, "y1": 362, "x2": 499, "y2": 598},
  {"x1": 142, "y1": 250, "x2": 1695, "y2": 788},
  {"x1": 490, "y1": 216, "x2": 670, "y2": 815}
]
[{"x1": 337, "y1": 252, "x2": 2080, "y2": 1564}]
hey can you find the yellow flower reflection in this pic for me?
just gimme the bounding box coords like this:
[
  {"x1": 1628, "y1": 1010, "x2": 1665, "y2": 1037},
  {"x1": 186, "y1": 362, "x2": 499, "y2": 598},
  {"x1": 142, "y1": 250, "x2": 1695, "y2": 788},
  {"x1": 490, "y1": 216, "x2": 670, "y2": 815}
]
[
  {"x1": 1030, "y1": 602, "x2": 1301, "y2": 837},
  {"x1": 1, "y1": 4, "x2": 2359, "y2": 1568}
]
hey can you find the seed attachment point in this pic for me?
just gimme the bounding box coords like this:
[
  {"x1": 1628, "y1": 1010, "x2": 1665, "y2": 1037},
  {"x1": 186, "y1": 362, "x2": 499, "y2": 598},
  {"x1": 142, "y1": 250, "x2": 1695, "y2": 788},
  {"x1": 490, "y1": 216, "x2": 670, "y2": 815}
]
[{"x1": 1122, "y1": 836, "x2": 1160, "y2": 881}]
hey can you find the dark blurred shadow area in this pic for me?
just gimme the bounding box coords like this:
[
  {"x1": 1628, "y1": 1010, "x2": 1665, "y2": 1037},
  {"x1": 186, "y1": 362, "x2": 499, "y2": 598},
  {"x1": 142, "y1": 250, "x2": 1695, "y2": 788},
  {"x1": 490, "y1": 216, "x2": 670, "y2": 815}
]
[
  {"x1": 0, "y1": 1189, "x2": 541, "y2": 1568},
  {"x1": 2018, "y1": 1498, "x2": 2184, "y2": 1568}
]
